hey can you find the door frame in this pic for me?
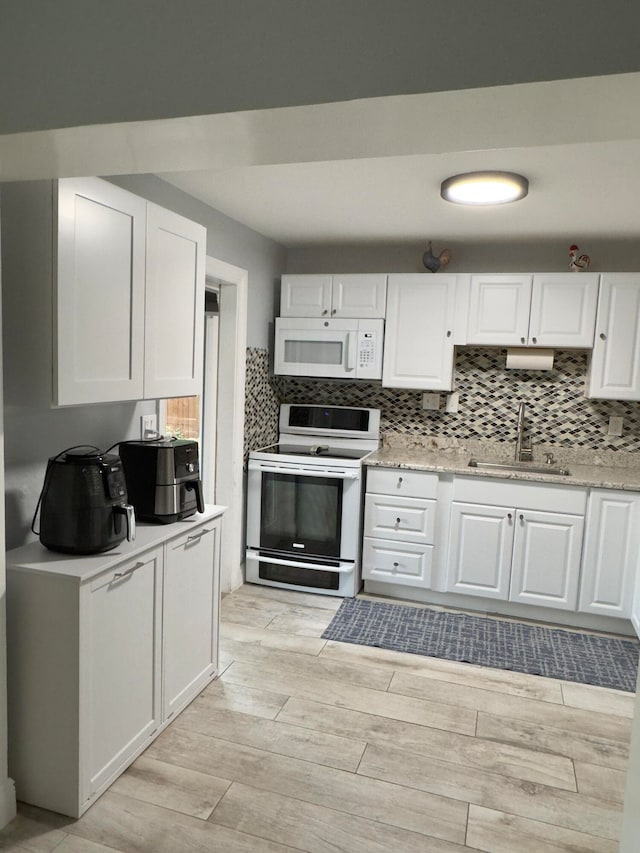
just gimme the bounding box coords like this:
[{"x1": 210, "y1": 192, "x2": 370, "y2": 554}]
[{"x1": 205, "y1": 256, "x2": 248, "y2": 595}]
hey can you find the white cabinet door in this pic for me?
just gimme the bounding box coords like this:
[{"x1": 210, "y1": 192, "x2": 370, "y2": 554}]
[
  {"x1": 509, "y1": 510, "x2": 583, "y2": 610},
  {"x1": 467, "y1": 274, "x2": 532, "y2": 345},
  {"x1": 363, "y1": 537, "x2": 433, "y2": 588},
  {"x1": 144, "y1": 203, "x2": 206, "y2": 399},
  {"x1": 55, "y1": 178, "x2": 146, "y2": 405},
  {"x1": 84, "y1": 548, "x2": 162, "y2": 799},
  {"x1": 588, "y1": 274, "x2": 640, "y2": 400},
  {"x1": 383, "y1": 274, "x2": 456, "y2": 390},
  {"x1": 163, "y1": 523, "x2": 220, "y2": 720},
  {"x1": 447, "y1": 501, "x2": 514, "y2": 599},
  {"x1": 529, "y1": 274, "x2": 599, "y2": 347},
  {"x1": 332, "y1": 274, "x2": 387, "y2": 318},
  {"x1": 579, "y1": 489, "x2": 640, "y2": 618},
  {"x1": 280, "y1": 275, "x2": 333, "y2": 317}
]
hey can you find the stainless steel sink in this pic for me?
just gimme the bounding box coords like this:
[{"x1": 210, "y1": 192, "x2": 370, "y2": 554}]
[{"x1": 467, "y1": 458, "x2": 571, "y2": 476}]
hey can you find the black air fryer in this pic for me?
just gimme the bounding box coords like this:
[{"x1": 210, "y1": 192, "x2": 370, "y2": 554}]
[
  {"x1": 118, "y1": 439, "x2": 205, "y2": 523},
  {"x1": 38, "y1": 448, "x2": 136, "y2": 554}
]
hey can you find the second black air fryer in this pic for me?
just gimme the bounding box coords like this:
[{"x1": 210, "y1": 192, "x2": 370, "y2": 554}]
[{"x1": 119, "y1": 439, "x2": 205, "y2": 523}]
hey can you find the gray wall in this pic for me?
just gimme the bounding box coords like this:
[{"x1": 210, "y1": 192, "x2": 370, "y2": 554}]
[
  {"x1": 2, "y1": 2, "x2": 640, "y2": 135},
  {"x1": 108, "y1": 176, "x2": 286, "y2": 349},
  {"x1": 286, "y1": 239, "x2": 640, "y2": 276}
]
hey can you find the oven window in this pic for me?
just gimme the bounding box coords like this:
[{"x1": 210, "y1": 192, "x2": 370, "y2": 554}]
[
  {"x1": 260, "y1": 472, "x2": 343, "y2": 557},
  {"x1": 284, "y1": 339, "x2": 343, "y2": 365}
]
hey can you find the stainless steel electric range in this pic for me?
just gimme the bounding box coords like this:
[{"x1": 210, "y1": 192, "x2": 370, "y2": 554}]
[{"x1": 245, "y1": 404, "x2": 381, "y2": 596}]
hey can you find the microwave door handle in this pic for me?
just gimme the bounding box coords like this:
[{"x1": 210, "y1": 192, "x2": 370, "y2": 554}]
[{"x1": 345, "y1": 332, "x2": 357, "y2": 372}]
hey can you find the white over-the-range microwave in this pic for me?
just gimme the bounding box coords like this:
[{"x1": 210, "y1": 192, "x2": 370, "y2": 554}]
[{"x1": 274, "y1": 317, "x2": 384, "y2": 380}]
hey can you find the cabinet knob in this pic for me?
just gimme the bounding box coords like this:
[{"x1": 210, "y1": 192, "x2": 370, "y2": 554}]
[
  {"x1": 393, "y1": 562, "x2": 399, "y2": 568},
  {"x1": 398, "y1": 477, "x2": 403, "y2": 485},
  {"x1": 519, "y1": 513, "x2": 524, "y2": 522},
  {"x1": 520, "y1": 337, "x2": 526, "y2": 344},
  {"x1": 507, "y1": 513, "x2": 512, "y2": 521},
  {"x1": 600, "y1": 332, "x2": 606, "y2": 340},
  {"x1": 446, "y1": 330, "x2": 452, "y2": 337},
  {"x1": 396, "y1": 517, "x2": 401, "y2": 524},
  {"x1": 322, "y1": 309, "x2": 328, "y2": 315},
  {"x1": 532, "y1": 336, "x2": 537, "y2": 344},
  {"x1": 331, "y1": 308, "x2": 337, "y2": 315}
]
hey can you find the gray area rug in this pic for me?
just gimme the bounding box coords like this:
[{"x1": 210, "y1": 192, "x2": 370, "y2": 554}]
[{"x1": 322, "y1": 598, "x2": 639, "y2": 692}]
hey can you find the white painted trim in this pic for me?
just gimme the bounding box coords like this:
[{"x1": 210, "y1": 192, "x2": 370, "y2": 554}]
[{"x1": 206, "y1": 256, "x2": 247, "y2": 595}]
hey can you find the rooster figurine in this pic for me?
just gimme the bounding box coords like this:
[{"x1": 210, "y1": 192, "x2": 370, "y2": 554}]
[
  {"x1": 423, "y1": 242, "x2": 452, "y2": 273},
  {"x1": 569, "y1": 244, "x2": 590, "y2": 272}
]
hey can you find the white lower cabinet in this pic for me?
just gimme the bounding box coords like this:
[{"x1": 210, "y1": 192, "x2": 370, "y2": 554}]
[
  {"x1": 362, "y1": 467, "x2": 439, "y2": 589},
  {"x1": 579, "y1": 489, "x2": 640, "y2": 619},
  {"x1": 85, "y1": 548, "x2": 163, "y2": 801},
  {"x1": 6, "y1": 509, "x2": 223, "y2": 817},
  {"x1": 446, "y1": 477, "x2": 587, "y2": 611},
  {"x1": 447, "y1": 502, "x2": 513, "y2": 599},
  {"x1": 163, "y1": 524, "x2": 219, "y2": 719}
]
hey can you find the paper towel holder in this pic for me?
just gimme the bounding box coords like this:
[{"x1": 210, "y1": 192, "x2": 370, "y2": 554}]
[{"x1": 505, "y1": 348, "x2": 554, "y2": 371}]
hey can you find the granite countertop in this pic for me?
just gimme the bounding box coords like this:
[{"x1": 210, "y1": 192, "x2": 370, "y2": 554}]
[{"x1": 365, "y1": 437, "x2": 640, "y2": 492}]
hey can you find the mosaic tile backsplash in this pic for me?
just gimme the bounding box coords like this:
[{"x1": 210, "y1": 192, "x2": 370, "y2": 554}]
[{"x1": 245, "y1": 347, "x2": 640, "y2": 456}]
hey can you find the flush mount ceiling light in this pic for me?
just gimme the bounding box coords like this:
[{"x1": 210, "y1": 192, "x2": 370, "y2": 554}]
[{"x1": 440, "y1": 171, "x2": 529, "y2": 205}]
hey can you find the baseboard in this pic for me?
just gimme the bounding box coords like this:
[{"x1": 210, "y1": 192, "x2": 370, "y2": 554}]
[{"x1": 0, "y1": 776, "x2": 16, "y2": 829}]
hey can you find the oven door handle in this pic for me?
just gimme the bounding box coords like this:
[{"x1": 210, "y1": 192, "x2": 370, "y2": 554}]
[
  {"x1": 246, "y1": 552, "x2": 355, "y2": 574},
  {"x1": 249, "y1": 461, "x2": 358, "y2": 480}
]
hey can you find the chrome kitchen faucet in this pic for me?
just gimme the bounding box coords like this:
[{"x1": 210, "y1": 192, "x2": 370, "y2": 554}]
[{"x1": 515, "y1": 401, "x2": 533, "y2": 462}]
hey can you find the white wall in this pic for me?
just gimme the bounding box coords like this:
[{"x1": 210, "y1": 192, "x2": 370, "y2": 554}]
[{"x1": 2, "y1": 3, "x2": 640, "y2": 135}]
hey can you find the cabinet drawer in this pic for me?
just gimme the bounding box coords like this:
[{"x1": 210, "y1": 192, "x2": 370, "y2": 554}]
[
  {"x1": 366, "y1": 467, "x2": 438, "y2": 499},
  {"x1": 363, "y1": 537, "x2": 433, "y2": 588},
  {"x1": 364, "y1": 493, "x2": 436, "y2": 544}
]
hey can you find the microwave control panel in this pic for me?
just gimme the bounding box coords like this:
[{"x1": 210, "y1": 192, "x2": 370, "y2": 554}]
[{"x1": 356, "y1": 324, "x2": 383, "y2": 379}]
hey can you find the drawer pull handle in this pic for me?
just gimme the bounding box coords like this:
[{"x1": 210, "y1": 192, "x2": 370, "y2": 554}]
[
  {"x1": 113, "y1": 561, "x2": 145, "y2": 580},
  {"x1": 186, "y1": 529, "x2": 210, "y2": 544}
]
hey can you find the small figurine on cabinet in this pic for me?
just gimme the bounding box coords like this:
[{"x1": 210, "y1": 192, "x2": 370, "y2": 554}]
[
  {"x1": 423, "y1": 241, "x2": 452, "y2": 273},
  {"x1": 568, "y1": 244, "x2": 591, "y2": 271}
]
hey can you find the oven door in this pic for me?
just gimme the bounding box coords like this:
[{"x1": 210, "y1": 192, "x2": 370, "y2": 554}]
[{"x1": 246, "y1": 458, "x2": 362, "y2": 596}]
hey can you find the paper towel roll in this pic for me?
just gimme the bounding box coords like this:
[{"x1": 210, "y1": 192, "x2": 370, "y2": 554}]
[{"x1": 505, "y1": 348, "x2": 554, "y2": 370}]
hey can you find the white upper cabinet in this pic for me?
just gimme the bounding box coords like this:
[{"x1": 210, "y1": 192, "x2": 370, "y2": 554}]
[
  {"x1": 382, "y1": 274, "x2": 456, "y2": 391},
  {"x1": 529, "y1": 274, "x2": 599, "y2": 347},
  {"x1": 144, "y1": 203, "x2": 206, "y2": 399},
  {"x1": 467, "y1": 274, "x2": 532, "y2": 346},
  {"x1": 280, "y1": 274, "x2": 387, "y2": 318},
  {"x1": 587, "y1": 273, "x2": 640, "y2": 400},
  {"x1": 56, "y1": 178, "x2": 147, "y2": 405},
  {"x1": 467, "y1": 273, "x2": 599, "y2": 348},
  {"x1": 52, "y1": 178, "x2": 206, "y2": 405}
]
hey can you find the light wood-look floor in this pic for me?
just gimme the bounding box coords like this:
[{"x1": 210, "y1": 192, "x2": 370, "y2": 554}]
[{"x1": 2, "y1": 584, "x2": 635, "y2": 852}]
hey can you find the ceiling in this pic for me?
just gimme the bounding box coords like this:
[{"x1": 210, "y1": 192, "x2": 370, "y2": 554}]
[
  {"x1": 158, "y1": 139, "x2": 640, "y2": 247},
  {"x1": 154, "y1": 74, "x2": 640, "y2": 248},
  {"x1": 3, "y1": 72, "x2": 640, "y2": 252}
]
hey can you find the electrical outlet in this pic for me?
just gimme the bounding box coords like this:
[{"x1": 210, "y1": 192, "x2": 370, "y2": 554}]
[
  {"x1": 445, "y1": 392, "x2": 460, "y2": 413},
  {"x1": 607, "y1": 416, "x2": 623, "y2": 437},
  {"x1": 422, "y1": 392, "x2": 441, "y2": 411},
  {"x1": 140, "y1": 414, "x2": 158, "y2": 439}
]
